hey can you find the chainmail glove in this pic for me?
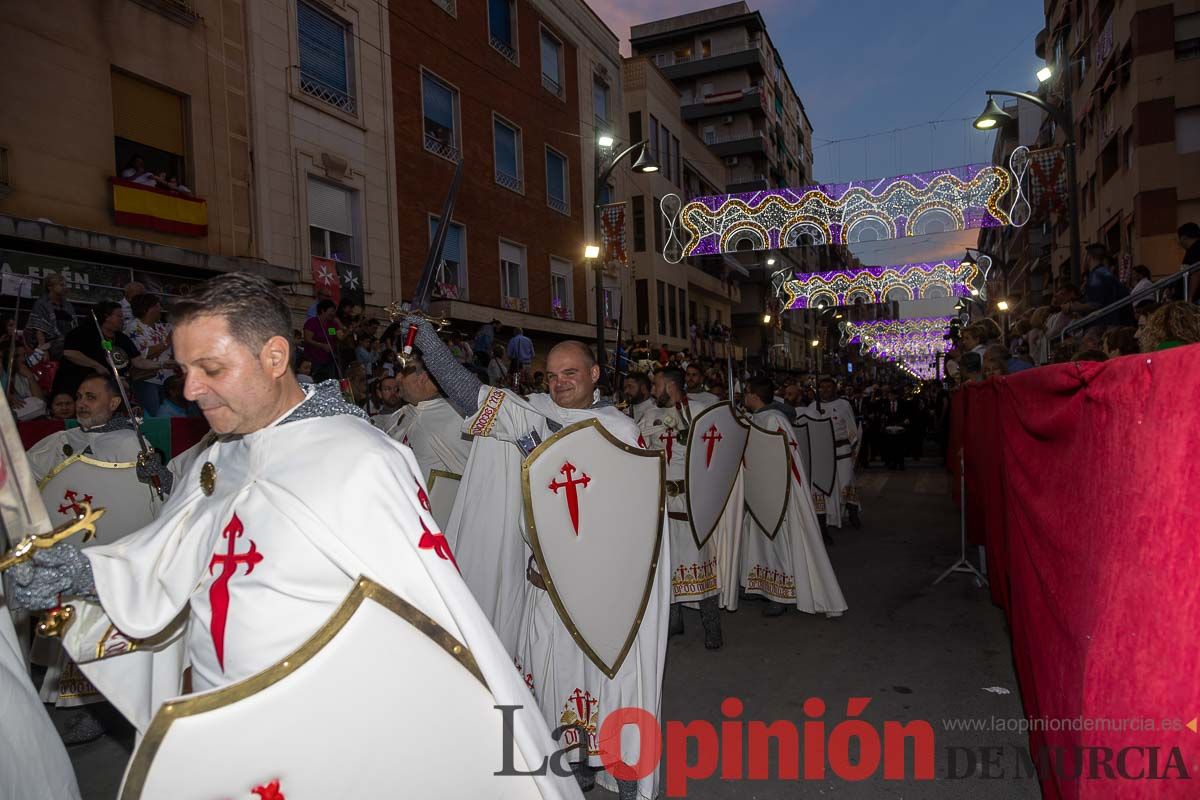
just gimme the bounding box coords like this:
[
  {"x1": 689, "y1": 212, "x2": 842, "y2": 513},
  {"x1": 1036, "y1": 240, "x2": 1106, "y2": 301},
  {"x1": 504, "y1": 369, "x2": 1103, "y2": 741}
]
[
  {"x1": 136, "y1": 449, "x2": 174, "y2": 496},
  {"x1": 401, "y1": 316, "x2": 482, "y2": 416},
  {"x1": 7, "y1": 541, "x2": 97, "y2": 611}
]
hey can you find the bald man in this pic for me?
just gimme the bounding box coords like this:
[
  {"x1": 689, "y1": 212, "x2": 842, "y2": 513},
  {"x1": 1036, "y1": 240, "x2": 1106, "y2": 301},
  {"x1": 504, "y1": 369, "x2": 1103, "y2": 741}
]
[{"x1": 404, "y1": 319, "x2": 668, "y2": 800}]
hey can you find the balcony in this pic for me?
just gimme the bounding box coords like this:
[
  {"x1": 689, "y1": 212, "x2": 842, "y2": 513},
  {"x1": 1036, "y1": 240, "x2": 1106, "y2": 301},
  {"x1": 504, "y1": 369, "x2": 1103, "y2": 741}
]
[
  {"x1": 299, "y1": 72, "x2": 356, "y2": 115},
  {"x1": 726, "y1": 175, "x2": 768, "y2": 193},
  {"x1": 495, "y1": 168, "x2": 523, "y2": 194},
  {"x1": 110, "y1": 177, "x2": 208, "y2": 237},
  {"x1": 681, "y1": 86, "x2": 764, "y2": 121},
  {"x1": 656, "y1": 44, "x2": 767, "y2": 81},
  {"x1": 424, "y1": 131, "x2": 460, "y2": 162},
  {"x1": 490, "y1": 34, "x2": 517, "y2": 64},
  {"x1": 706, "y1": 130, "x2": 768, "y2": 158},
  {"x1": 542, "y1": 73, "x2": 564, "y2": 99},
  {"x1": 502, "y1": 296, "x2": 529, "y2": 313}
]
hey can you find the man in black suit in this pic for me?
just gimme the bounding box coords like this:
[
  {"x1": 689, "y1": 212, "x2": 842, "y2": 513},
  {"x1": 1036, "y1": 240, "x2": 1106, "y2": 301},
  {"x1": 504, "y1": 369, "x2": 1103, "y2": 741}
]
[{"x1": 879, "y1": 387, "x2": 910, "y2": 470}]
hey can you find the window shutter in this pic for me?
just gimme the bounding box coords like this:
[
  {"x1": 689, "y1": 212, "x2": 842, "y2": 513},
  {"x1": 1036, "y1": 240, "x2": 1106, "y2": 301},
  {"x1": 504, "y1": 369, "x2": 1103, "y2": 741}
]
[
  {"x1": 308, "y1": 178, "x2": 352, "y2": 235},
  {"x1": 111, "y1": 70, "x2": 185, "y2": 156},
  {"x1": 298, "y1": 1, "x2": 348, "y2": 93},
  {"x1": 500, "y1": 241, "x2": 524, "y2": 265}
]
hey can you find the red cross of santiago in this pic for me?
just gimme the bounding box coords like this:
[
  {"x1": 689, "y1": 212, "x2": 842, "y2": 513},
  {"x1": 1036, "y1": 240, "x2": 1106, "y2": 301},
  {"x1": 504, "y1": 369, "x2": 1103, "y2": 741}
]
[
  {"x1": 702, "y1": 424, "x2": 723, "y2": 468},
  {"x1": 549, "y1": 461, "x2": 590, "y2": 535},
  {"x1": 58, "y1": 488, "x2": 93, "y2": 516},
  {"x1": 208, "y1": 513, "x2": 263, "y2": 672}
]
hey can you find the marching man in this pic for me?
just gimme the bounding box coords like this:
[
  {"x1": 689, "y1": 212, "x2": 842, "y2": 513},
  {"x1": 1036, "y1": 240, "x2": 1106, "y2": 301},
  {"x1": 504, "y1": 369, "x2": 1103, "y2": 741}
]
[
  {"x1": 740, "y1": 377, "x2": 847, "y2": 619},
  {"x1": 804, "y1": 376, "x2": 862, "y2": 528},
  {"x1": 409, "y1": 318, "x2": 668, "y2": 800},
  {"x1": 8, "y1": 274, "x2": 578, "y2": 799},
  {"x1": 622, "y1": 372, "x2": 656, "y2": 427},
  {"x1": 639, "y1": 366, "x2": 722, "y2": 649},
  {"x1": 27, "y1": 375, "x2": 143, "y2": 485},
  {"x1": 387, "y1": 350, "x2": 471, "y2": 483}
]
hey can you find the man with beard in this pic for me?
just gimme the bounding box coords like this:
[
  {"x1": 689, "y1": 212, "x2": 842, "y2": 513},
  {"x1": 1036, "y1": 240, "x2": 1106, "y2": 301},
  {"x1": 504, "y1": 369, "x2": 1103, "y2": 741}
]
[
  {"x1": 684, "y1": 362, "x2": 717, "y2": 406},
  {"x1": 623, "y1": 371, "x2": 655, "y2": 426}
]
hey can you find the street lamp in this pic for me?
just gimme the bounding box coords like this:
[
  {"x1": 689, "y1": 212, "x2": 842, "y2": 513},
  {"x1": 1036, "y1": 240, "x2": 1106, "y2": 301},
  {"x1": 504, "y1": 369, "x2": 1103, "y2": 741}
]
[
  {"x1": 762, "y1": 312, "x2": 772, "y2": 324},
  {"x1": 973, "y1": 82, "x2": 1082, "y2": 288},
  {"x1": 591, "y1": 137, "x2": 658, "y2": 380},
  {"x1": 996, "y1": 299, "x2": 1010, "y2": 312},
  {"x1": 1036, "y1": 65, "x2": 1053, "y2": 83}
]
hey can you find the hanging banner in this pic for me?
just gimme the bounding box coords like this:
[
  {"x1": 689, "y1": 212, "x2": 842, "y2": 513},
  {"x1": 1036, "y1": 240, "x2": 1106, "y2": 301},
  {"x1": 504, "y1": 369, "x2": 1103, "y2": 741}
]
[
  {"x1": 599, "y1": 202, "x2": 628, "y2": 271},
  {"x1": 1028, "y1": 147, "x2": 1067, "y2": 218},
  {"x1": 311, "y1": 256, "x2": 342, "y2": 306}
]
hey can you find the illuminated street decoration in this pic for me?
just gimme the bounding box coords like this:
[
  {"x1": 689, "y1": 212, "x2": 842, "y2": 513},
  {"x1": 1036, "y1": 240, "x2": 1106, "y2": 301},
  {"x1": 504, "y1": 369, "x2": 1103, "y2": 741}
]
[
  {"x1": 661, "y1": 153, "x2": 1029, "y2": 262},
  {"x1": 841, "y1": 317, "x2": 956, "y2": 343},
  {"x1": 841, "y1": 318, "x2": 953, "y2": 377},
  {"x1": 782, "y1": 260, "x2": 979, "y2": 309}
]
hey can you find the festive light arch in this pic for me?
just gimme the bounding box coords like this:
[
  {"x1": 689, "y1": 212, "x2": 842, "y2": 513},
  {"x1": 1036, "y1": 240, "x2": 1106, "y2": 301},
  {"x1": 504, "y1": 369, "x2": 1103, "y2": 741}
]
[{"x1": 783, "y1": 260, "x2": 980, "y2": 309}]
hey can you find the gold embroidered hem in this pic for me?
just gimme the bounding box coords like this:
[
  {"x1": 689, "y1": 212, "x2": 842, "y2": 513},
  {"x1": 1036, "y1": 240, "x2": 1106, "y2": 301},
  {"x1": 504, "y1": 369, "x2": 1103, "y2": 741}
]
[
  {"x1": 812, "y1": 492, "x2": 827, "y2": 513},
  {"x1": 743, "y1": 564, "x2": 797, "y2": 601},
  {"x1": 559, "y1": 689, "x2": 601, "y2": 757},
  {"x1": 469, "y1": 388, "x2": 506, "y2": 437},
  {"x1": 671, "y1": 556, "x2": 719, "y2": 600},
  {"x1": 56, "y1": 660, "x2": 102, "y2": 703},
  {"x1": 841, "y1": 483, "x2": 859, "y2": 506}
]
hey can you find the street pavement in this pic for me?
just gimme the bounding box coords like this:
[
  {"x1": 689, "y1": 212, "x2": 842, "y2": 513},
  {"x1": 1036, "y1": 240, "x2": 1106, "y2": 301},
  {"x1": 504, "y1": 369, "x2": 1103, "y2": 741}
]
[{"x1": 66, "y1": 459, "x2": 1038, "y2": 799}]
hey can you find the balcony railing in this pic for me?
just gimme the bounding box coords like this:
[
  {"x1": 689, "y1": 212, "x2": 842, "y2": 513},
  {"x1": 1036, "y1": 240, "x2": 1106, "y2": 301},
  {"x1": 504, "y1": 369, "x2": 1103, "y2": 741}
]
[
  {"x1": 502, "y1": 296, "x2": 529, "y2": 313},
  {"x1": 490, "y1": 34, "x2": 517, "y2": 63},
  {"x1": 299, "y1": 72, "x2": 356, "y2": 115},
  {"x1": 424, "y1": 131, "x2": 460, "y2": 162},
  {"x1": 654, "y1": 42, "x2": 761, "y2": 67},
  {"x1": 432, "y1": 0, "x2": 455, "y2": 14},
  {"x1": 433, "y1": 282, "x2": 461, "y2": 300},
  {"x1": 495, "y1": 168, "x2": 523, "y2": 193},
  {"x1": 705, "y1": 129, "x2": 766, "y2": 146},
  {"x1": 551, "y1": 301, "x2": 573, "y2": 320},
  {"x1": 542, "y1": 73, "x2": 563, "y2": 98},
  {"x1": 547, "y1": 195, "x2": 569, "y2": 215}
]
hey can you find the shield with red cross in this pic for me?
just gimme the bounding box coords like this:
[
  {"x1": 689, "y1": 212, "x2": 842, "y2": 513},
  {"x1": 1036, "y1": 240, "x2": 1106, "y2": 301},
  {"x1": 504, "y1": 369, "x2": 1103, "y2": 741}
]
[
  {"x1": 37, "y1": 453, "x2": 159, "y2": 547},
  {"x1": 116, "y1": 578, "x2": 544, "y2": 800},
  {"x1": 522, "y1": 419, "x2": 665, "y2": 679},
  {"x1": 683, "y1": 401, "x2": 750, "y2": 549},
  {"x1": 742, "y1": 417, "x2": 792, "y2": 540},
  {"x1": 794, "y1": 413, "x2": 837, "y2": 497}
]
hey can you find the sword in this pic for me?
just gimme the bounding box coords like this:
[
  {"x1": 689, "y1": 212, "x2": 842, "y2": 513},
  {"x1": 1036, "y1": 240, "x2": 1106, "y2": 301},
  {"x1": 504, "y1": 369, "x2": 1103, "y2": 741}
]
[
  {"x1": 90, "y1": 311, "x2": 164, "y2": 501},
  {"x1": 390, "y1": 158, "x2": 464, "y2": 364}
]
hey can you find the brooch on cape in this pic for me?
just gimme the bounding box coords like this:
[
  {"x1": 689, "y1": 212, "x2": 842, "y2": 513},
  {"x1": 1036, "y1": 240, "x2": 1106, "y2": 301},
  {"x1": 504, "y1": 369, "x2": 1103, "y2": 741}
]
[{"x1": 200, "y1": 462, "x2": 217, "y2": 496}]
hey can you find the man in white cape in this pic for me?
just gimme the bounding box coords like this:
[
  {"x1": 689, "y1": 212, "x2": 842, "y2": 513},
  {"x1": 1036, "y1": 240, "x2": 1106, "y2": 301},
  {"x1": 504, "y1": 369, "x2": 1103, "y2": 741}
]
[
  {"x1": 636, "y1": 366, "x2": 722, "y2": 649},
  {"x1": 803, "y1": 376, "x2": 862, "y2": 529},
  {"x1": 410, "y1": 318, "x2": 667, "y2": 800},
  {"x1": 622, "y1": 372, "x2": 656, "y2": 428},
  {"x1": 388, "y1": 350, "x2": 471, "y2": 482},
  {"x1": 739, "y1": 377, "x2": 847, "y2": 619},
  {"x1": 26, "y1": 374, "x2": 144, "y2": 484},
  {"x1": 8, "y1": 274, "x2": 578, "y2": 800}
]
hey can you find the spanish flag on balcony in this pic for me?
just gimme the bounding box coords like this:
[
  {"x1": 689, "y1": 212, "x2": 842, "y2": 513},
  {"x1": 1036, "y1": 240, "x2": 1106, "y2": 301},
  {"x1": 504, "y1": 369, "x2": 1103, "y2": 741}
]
[{"x1": 110, "y1": 177, "x2": 208, "y2": 237}]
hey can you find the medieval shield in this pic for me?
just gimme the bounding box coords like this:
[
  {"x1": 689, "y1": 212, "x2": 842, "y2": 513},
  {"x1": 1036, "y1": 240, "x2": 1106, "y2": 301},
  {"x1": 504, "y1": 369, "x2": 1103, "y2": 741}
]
[
  {"x1": 426, "y1": 470, "x2": 461, "y2": 531},
  {"x1": 796, "y1": 413, "x2": 837, "y2": 497},
  {"x1": 117, "y1": 578, "x2": 544, "y2": 800},
  {"x1": 742, "y1": 420, "x2": 791, "y2": 540},
  {"x1": 791, "y1": 419, "x2": 813, "y2": 483},
  {"x1": 522, "y1": 419, "x2": 664, "y2": 679},
  {"x1": 684, "y1": 402, "x2": 749, "y2": 549},
  {"x1": 38, "y1": 455, "x2": 159, "y2": 547}
]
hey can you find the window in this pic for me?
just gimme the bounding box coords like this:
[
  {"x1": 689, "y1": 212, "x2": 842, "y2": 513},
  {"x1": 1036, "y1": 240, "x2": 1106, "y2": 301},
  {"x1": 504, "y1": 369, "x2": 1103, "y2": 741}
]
[
  {"x1": 309, "y1": 178, "x2": 356, "y2": 265},
  {"x1": 1177, "y1": 13, "x2": 1200, "y2": 60},
  {"x1": 1101, "y1": 137, "x2": 1118, "y2": 183},
  {"x1": 597, "y1": 181, "x2": 612, "y2": 205},
  {"x1": 550, "y1": 257, "x2": 573, "y2": 319},
  {"x1": 628, "y1": 111, "x2": 642, "y2": 144},
  {"x1": 500, "y1": 240, "x2": 527, "y2": 310},
  {"x1": 593, "y1": 77, "x2": 610, "y2": 126},
  {"x1": 636, "y1": 279, "x2": 649, "y2": 336},
  {"x1": 701, "y1": 39, "x2": 711, "y2": 58},
  {"x1": 653, "y1": 195, "x2": 663, "y2": 253},
  {"x1": 422, "y1": 70, "x2": 460, "y2": 161},
  {"x1": 656, "y1": 280, "x2": 666, "y2": 336},
  {"x1": 431, "y1": 0, "x2": 455, "y2": 14},
  {"x1": 493, "y1": 115, "x2": 522, "y2": 193},
  {"x1": 672, "y1": 135, "x2": 681, "y2": 187},
  {"x1": 111, "y1": 69, "x2": 187, "y2": 185},
  {"x1": 668, "y1": 285, "x2": 678, "y2": 338},
  {"x1": 661, "y1": 125, "x2": 671, "y2": 181},
  {"x1": 429, "y1": 216, "x2": 467, "y2": 299},
  {"x1": 703, "y1": 126, "x2": 716, "y2": 145},
  {"x1": 603, "y1": 287, "x2": 618, "y2": 327},
  {"x1": 540, "y1": 27, "x2": 564, "y2": 98},
  {"x1": 297, "y1": 1, "x2": 355, "y2": 114},
  {"x1": 488, "y1": 0, "x2": 517, "y2": 63},
  {"x1": 632, "y1": 196, "x2": 646, "y2": 252},
  {"x1": 1176, "y1": 106, "x2": 1200, "y2": 154},
  {"x1": 649, "y1": 115, "x2": 660, "y2": 162},
  {"x1": 545, "y1": 147, "x2": 569, "y2": 214}
]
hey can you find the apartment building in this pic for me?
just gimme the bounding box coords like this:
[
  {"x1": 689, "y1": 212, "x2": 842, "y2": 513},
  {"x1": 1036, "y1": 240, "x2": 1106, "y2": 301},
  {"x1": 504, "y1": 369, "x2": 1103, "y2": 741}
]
[
  {"x1": 389, "y1": 0, "x2": 623, "y2": 360},
  {"x1": 1037, "y1": 0, "x2": 1200, "y2": 278}
]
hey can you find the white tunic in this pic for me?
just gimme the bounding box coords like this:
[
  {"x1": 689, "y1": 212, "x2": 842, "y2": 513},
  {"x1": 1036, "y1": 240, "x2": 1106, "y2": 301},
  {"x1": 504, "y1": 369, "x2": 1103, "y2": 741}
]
[
  {"x1": 58, "y1": 390, "x2": 576, "y2": 800},
  {"x1": 639, "y1": 399, "x2": 719, "y2": 603},
  {"x1": 387, "y1": 397, "x2": 471, "y2": 482},
  {"x1": 26, "y1": 425, "x2": 143, "y2": 482},
  {"x1": 628, "y1": 397, "x2": 656, "y2": 428},
  {"x1": 453, "y1": 386, "x2": 669, "y2": 800},
  {"x1": 738, "y1": 408, "x2": 848, "y2": 616}
]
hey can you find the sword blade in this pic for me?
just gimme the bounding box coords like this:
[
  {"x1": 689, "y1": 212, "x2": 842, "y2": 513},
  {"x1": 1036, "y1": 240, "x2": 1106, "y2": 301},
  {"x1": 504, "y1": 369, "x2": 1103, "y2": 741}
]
[{"x1": 411, "y1": 158, "x2": 465, "y2": 313}]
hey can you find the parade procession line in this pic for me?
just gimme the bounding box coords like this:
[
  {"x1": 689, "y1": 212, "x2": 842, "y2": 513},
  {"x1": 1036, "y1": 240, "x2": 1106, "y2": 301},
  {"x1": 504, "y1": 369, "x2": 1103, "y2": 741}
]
[{"x1": 67, "y1": 462, "x2": 1036, "y2": 800}]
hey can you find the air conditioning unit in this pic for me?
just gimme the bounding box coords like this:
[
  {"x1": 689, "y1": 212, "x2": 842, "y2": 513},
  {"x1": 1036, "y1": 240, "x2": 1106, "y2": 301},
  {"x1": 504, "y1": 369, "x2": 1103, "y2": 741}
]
[
  {"x1": 722, "y1": 115, "x2": 734, "y2": 124},
  {"x1": 724, "y1": 156, "x2": 739, "y2": 166}
]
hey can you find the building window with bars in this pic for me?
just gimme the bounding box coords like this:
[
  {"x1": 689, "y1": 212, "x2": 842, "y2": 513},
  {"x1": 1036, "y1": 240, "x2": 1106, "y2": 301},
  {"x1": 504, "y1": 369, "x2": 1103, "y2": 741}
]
[
  {"x1": 540, "y1": 27, "x2": 565, "y2": 98},
  {"x1": 488, "y1": 0, "x2": 517, "y2": 63},
  {"x1": 493, "y1": 115, "x2": 523, "y2": 193},
  {"x1": 297, "y1": 1, "x2": 356, "y2": 114},
  {"x1": 428, "y1": 216, "x2": 466, "y2": 300},
  {"x1": 500, "y1": 240, "x2": 528, "y2": 311},
  {"x1": 422, "y1": 70, "x2": 460, "y2": 161},
  {"x1": 550, "y1": 256, "x2": 573, "y2": 319},
  {"x1": 545, "y1": 147, "x2": 569, "y2": 215},
  {"x1": 309, "y1": 177, "x2": 357, "y2": 266}
]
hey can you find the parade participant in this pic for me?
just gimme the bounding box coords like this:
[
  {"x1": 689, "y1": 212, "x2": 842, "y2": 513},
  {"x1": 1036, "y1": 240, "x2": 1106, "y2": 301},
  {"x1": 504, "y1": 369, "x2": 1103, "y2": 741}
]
[
  {"x1": 367, "y1": 374, "x2": 402, "y2": 419},
  {"x1": 740, "y1": 377, "x2": 847, "y2": 619},
  {"x1": 684, "y1": 362, "x2": 717, "y2": 405},
  {"x1": 389, "y1": 350, "x2": 470, "y2": 483},
  {"x1": 645, "y1": 366, "x2": 722, "y2": 649},
  {"x1": 622, "y1": 371, "x2": 655, "y2": 426},
  {"x1": 27, "y1": 375, "x2": 141, "y2": 481},
  {"x1": 804, "y1": 377, "x2": 863, "y2": 528},
  {"x1": 409, "y1": 318, "x2": 667, "y2": 800},
  {"x1": 8, "y1": 274, "x2": 576, "y2": 800}
]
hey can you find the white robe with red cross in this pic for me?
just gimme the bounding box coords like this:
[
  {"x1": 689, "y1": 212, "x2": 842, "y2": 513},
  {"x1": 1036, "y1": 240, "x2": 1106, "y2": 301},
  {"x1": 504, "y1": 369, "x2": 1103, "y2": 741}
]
[
  {"x1": 58, "y1": 394, "x2": 578, "y2": 799},
  {"x1": 453, "y1": 386, "x2": 669, "y2": 800}
]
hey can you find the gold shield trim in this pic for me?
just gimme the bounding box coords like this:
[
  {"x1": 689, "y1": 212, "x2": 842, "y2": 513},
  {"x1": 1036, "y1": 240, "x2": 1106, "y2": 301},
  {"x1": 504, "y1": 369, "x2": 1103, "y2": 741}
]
[
  {"x1": 118, "y1": 577, "x2": 484, "y2": 800},
  {"x1": 37, "y1": 453, "x2": 140, "y2": 490},
  {"x1": 745, "y1": 419, "x2": 791, "y2": 541},
  {"x1": 521, "y1": 418, "x2": 665, "y2": 680},
  {"x1": 427, "y1": 468, "x2": 462, "y2": 489},
  {"x1": 684, "y1": 401, "x2": 750, "y2": 550}
]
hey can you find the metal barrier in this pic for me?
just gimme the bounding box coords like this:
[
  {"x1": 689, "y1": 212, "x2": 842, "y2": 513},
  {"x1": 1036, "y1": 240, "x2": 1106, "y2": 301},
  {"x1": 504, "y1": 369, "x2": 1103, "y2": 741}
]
[{"x1": 1060, "y1": 261, "x2": 1200, "y2": 340}]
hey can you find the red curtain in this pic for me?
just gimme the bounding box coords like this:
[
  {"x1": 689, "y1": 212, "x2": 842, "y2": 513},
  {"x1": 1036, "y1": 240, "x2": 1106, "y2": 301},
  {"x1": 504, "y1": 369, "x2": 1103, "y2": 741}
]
[{"x1": 951, "y1": 344, "x2": 1200, "y2": 799}]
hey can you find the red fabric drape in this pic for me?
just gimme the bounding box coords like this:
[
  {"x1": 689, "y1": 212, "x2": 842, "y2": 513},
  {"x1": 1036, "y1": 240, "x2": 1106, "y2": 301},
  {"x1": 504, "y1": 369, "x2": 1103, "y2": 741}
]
[{"x1": 951, "y1": 344, "x2": 1200, "y2": 799}]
